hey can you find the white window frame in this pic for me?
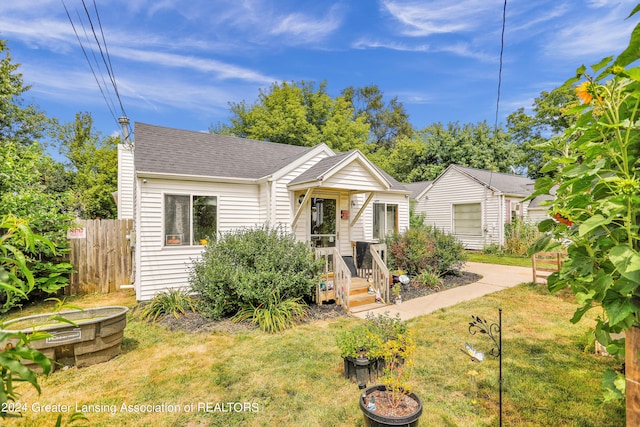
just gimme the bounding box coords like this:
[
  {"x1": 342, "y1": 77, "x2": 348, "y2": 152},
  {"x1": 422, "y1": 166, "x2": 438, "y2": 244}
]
[
  {"x1": 373, "y1": 202, "x2": 398, "y2": 240},
  {"x1": 163, "y1": 193, "x2": 218, "y2": 247},
  {"x1": 453, "y1": 202, "x2": 483, "y2": 236}
]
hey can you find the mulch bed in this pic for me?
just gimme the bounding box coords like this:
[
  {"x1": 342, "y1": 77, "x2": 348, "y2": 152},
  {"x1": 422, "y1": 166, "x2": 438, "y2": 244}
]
[{"x1": 157, "y1": 270, "x2": 481, "y2": 334}]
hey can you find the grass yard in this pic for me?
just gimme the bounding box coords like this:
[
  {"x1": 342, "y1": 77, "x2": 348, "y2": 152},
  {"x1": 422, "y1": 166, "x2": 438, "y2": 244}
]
[
  {"x1": 3, "y1": 284, "x2": 624, "y2": 426},
  {"x1": 466, "y1": 251, "x2": 533, "y2": 268}
]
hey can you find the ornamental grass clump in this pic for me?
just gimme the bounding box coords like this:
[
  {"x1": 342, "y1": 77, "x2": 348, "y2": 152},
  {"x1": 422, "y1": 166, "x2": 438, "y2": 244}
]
[
  {"x1": 138, "y1": 288, "x2": 195, "y2": 323},
  {"x1": 232, "y1": 291, "x2": 308, "y2": 333}
]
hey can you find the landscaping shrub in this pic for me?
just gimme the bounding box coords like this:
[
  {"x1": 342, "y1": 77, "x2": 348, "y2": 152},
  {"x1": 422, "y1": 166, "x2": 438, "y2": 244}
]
[
  {"x1": 189, "y1": 225, "x2": 322, "y2": 319},
  {"x1": 335, "y1": 312, "x2": 408, "y2": 359},
  {"x1": 387, "y1": 226, "x2": 466, "y2": 276}
]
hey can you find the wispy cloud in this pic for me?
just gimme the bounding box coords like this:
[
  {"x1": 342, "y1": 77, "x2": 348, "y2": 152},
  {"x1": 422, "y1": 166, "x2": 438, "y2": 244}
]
[
  {"x1": 352, "y1": 38, "x2": 430, "y2": 52},
  {"x1": 270, "y1": 5, "x2": 344, "y2": 44},
  {"x1": 381, "y1": 0, "x2": 499, "y2": 37},
  {"x1": 110, "y1": 47, "x2": 276, "y2": 84},
  {"x1": 544, "y1": 3, "x2": 636, "y2": 60}
]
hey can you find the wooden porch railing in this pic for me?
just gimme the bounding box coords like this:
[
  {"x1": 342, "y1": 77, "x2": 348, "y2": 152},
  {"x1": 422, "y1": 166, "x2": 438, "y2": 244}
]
[
  {"x1": 315, "y1": 247, "x2": 352, "y2": 309},
  {"x1": 354, "y1": 242, "x2": 390, "y2": 304},
  {"x1": 369, "y1": 244, "x2": 389, "y2": 304}
]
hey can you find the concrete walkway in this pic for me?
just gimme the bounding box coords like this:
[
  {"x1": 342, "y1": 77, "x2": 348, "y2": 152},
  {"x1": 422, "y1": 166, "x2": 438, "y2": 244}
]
[{"x1": 352, "y1": 262, "x2": 533, "y2": 320}]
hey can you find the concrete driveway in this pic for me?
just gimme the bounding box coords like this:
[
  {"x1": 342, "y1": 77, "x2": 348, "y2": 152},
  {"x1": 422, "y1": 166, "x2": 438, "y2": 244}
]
[{"x1": 352, "y1": 262, "x2": 533, "y2": 320}]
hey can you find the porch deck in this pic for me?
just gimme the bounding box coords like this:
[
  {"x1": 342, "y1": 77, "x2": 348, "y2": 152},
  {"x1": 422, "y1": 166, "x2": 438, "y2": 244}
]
[{"x1": 315, "y1": 243, "x2": 390, "y2": 312}]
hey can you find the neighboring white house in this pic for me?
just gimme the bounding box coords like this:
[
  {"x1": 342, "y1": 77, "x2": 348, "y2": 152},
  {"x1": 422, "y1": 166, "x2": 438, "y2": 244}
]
[
  {"x1": 412, "y1": 164, "x2": 544, "y2": 250},
  {"x1": 117, "y1": 123, "x2": 411, "y2": 301}
]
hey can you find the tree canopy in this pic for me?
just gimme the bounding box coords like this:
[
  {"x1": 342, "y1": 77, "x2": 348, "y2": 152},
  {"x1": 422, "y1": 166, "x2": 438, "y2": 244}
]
[
  {"x1": 370, "y1": 121, "x2": 522, "y2": 183},
  {"x1": 216, "y1": 80, "x2": 370, "y2": 152},
  {"x1": 0, "y1": 40, "x2": 49, "y2": 146},
  {"x1": 506, "y1": 85, "x2": 579, "y2": 178},
  {"x1": 341, "y1": 84, "x2": 413, "y2": 150},
  {"x1": 53, "y1": 112, "x2": 118, "y2": 219}
]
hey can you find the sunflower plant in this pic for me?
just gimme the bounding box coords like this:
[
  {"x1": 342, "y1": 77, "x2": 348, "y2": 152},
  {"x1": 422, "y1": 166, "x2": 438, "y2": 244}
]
[{"x1": 527, "y1": 3, "x2": 640, "y2": 400}]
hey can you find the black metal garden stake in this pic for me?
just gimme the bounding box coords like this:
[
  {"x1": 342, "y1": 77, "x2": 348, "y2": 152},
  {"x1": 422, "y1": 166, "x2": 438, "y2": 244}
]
[{"x1": 466, "y1": 308, "x2": 502, "y2": 426}]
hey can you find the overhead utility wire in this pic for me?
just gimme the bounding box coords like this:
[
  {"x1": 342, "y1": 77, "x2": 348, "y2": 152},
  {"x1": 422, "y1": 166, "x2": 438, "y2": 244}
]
[
  {"x1": 62, "y1": 0, "x2": 119, "y2": 124},
  {"x1": 76, "y1": 8, "x2": 119, "y2": 116},
  {"x1": 485, "y1": 0, "x2": 508, "y2": 243},
  {"x1": 82, "y1": 0, "x2": 129, "y2": 121},
  {"x1": 62, "y1": 0, "x2": 132, "y2": 137},
  {"x1": 494, "y1": 0, "x2": 508, "y2": 131}
]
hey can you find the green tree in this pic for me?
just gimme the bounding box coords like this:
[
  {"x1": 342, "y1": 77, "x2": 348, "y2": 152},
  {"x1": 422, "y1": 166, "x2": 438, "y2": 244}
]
[
  {"x1": 506, "y1": 85, "x2": 579, "y2": 178},
  {"x1": 54, "y1": 112, "x2": 118, "y2": 219},
  {"x1": 341, "y1": 85, "x2": 413, "y2": 150},
  {"x1": 216, "y1": 80, "x2": 370, "y2": 152},
  {"x1": 0, "y1": 40, "x2": 49, "y2": 146},
  {"x1": 0, "y1": 39, "x2": 74, "y2": 310},
  {"x1": 372, "y1": 121, "x2": 521, "y2": 182}
]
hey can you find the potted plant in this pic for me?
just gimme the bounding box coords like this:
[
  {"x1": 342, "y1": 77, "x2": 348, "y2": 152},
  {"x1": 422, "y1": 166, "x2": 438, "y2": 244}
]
[
  {"x1": 335, "y1": 313, "x2": 407, "y2": 388},
  {"x1": 359, "y1": 328, "x2": 423, "y2": 427}
]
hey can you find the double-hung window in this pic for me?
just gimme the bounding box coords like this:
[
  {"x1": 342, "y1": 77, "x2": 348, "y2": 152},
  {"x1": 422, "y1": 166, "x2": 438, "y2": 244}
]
[
  {"x1": 373, "y1": 203, "x2": 398, "y2": 240},
  {"x1": 453, "y1": 203, "x2": 482, "y2": 236},
  {"x1": 164, "y1": 195, "x2": 217, "y2": 246}
]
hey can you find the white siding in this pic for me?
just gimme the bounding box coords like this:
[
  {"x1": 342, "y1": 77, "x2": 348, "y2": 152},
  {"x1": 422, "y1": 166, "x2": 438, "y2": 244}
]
[
  {"x1": 321, "y1": 159, "x2": 387, "y2": 192},
  {"x1": 274, "y1": 151, "x2": 332, "y2": 233},
  {"x1": 136, "y1": 178, "x2": 263, "y2": 301},
  {"x1": 528, "y1": 208, "x2": 550, "y2": 224},
  {"x1": 348, "y1": 193, "x2": 367, "y2": 242},
  {"x1": 422, "y1": 169, "x2": 501, "y2": 250},
  {"x1": 117, "y1": 144, "x2": 135, "y2": 219},
  {"x1": 361, "y1": 193, "x2": 409, "y2": 242}
]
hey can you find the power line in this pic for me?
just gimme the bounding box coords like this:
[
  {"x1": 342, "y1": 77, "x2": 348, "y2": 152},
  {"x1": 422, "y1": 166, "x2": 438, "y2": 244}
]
[
  {"x1": 62, "y1": 0, "x2": 118, "y2": 124},
  {"x1": 61, "y1": 0, "x2": 132, "y2": 137},
  {"x1": 486, "y1": 0, "x2": 508, "y2": 246},
  {"x1": 494, "y1": 0, "x2": 508, "y2": 131}
]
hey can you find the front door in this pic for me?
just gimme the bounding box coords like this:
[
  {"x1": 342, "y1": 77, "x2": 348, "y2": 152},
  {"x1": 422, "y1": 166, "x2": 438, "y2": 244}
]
[{"x1": 310, "y1": 197, "x2": 337, "y2": 248}]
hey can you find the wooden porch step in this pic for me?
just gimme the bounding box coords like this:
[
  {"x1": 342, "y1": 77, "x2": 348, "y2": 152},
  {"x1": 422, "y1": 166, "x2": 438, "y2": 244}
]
[
  {"x1": 350, "y1": 278, "x2": 371, "y2": 296},
  {"x1": 349, "y1": 293, "x2": 377, "y2": 308},
  {"x1": 348, "y1": 278, "x2": 375, "y2": 308}
]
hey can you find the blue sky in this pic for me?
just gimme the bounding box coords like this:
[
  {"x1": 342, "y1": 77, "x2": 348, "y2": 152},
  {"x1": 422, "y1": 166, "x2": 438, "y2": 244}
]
[{"x1": 1, "y1": 0, "x2": 637, "y2": 142}]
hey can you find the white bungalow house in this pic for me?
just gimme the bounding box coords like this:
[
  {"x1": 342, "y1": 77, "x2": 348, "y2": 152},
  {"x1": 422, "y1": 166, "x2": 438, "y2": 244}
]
[
  {"x1": 117, "y1": 123, "x2": 410, "y2": 308},
  {"x1": 412, "y1": 164, "x2": 543, "y2": 250}
]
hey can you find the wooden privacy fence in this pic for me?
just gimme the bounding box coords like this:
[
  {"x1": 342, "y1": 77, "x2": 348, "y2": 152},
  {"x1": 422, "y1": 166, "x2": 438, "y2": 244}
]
[{"x1": 67, "y1": 219, "x2": 134, "y2": 294}]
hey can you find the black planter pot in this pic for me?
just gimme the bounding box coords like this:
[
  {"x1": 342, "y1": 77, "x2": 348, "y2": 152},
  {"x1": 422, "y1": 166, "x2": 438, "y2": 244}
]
[
  {"x1": 344, "y1": 356, "x2": 386, "y2": 385},
  {"x1": 359, "y1": 385, "x2": 423, "y2": 427}
]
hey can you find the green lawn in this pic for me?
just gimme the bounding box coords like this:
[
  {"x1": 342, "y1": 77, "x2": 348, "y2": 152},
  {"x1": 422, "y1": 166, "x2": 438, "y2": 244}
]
[
  {"x1": 466, "y1": 251, "x2": 533, "y2": 268},
  {"x1": 4, "y1": 285, "x2": 624, "y2": 426}
]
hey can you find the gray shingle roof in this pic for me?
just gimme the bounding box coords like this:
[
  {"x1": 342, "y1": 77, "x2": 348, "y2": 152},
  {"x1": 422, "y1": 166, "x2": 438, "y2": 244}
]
[
  {"x1": 404, "y1": 181, "x2": 432, "y2": 199},
  {"x1": 288, "y1": 152, "x2": 352, "y2": 185},
  {"x1": 453, "y1": 165, "x2": 535, "y2": 196},
  {"x1": 134, "y1": 122, "x2": 312, "y2": 180}
]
